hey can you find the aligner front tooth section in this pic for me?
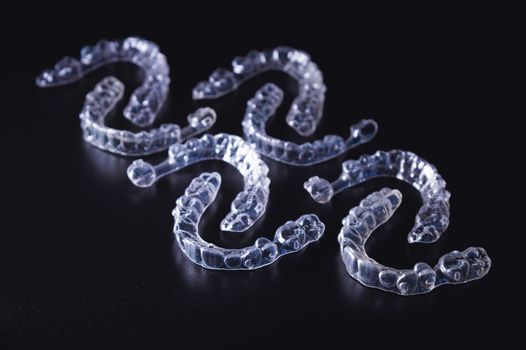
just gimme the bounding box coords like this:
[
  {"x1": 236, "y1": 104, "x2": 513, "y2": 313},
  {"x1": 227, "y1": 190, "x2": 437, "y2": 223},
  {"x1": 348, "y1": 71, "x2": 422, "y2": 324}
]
[
  {"x1": 338, "y1": 188, "x2": 491, "y2": 296},
  {"x1": 242, "y1": 83, "x2": 378, "y2": 166},
  {"x1": 128, "y1": 133, "x2": 270, "y2": 233},
  {"x1": 305, "y1": 150, "x2": 452, "y2": 243},
  {"x1": 173, "y1": 173, "x2": 326, "y2": 270},
  {"x1": 194, "y1": 46, "x2": 358, "y2": 138},
  {"x1": 36, "y1": 37, "x2": 217, "y2": 156}
]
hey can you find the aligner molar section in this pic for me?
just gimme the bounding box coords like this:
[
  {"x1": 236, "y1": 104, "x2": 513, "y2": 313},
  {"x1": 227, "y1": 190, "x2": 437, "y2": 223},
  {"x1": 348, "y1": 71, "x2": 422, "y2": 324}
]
[{"x1": 436, "y1": 247, "x2": 491, "y2": 284}]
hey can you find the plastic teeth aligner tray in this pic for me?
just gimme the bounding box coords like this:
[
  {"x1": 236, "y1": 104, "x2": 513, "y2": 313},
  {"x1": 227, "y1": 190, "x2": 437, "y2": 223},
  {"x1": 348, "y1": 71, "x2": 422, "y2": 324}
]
[
  {"x1": 193, "y1": 47, "x2": 378, "y2": 165},
  {"x1": 173, "y1": 172, "x2": 325, "y2": 270},
  {"x1": 127, "y1": 133, "x2": 270, "y2": 232},
  {"x1": 79, "y1": 77, "x2": 216, "y2": 156},
  {"x1": 242, "y1": 83, "x2": 377, "y2": 165},
  {"x1": 338, "y1": 188, "x2": 491, "y2": 295},
  {"x1": 35, "y1": 39, "x2": 491, "y2": 294},
  {"x1": 304, "y1": 149, "x2": 451, "y2": 243},
  {"x1": 193, "y1": 46, "x2": 327, "y2": 137},
  {"x1": 36, "y1": 37, "x2": 216, "y2": 156},
  {"x1": 304, "y1": 150, "x2": 491, "y2": 294}
]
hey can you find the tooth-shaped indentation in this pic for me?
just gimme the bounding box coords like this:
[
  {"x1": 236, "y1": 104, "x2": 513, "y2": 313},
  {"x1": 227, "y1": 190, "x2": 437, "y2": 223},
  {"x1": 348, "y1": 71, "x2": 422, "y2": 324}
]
[
  {"x1": 36, "y1": 37, "x2": 217, "y2": 156},
  {"x1": 255, "y1": 238, "x2": 279, "y2": 263},
  {"x1": 438, "y1": 251, "x2": 471, "y2": 283},
  {"x1": 242, "y1": 247, "x2": 262, "y2": 269},
  {"x1": 339, "y1": 225, "x2": 364, "y2": 245},
  {"x1": 379, "y1": 270, "x2": 399, "y2": 288},
  {"x1": 127, "y1": 159, "x2": 156, "y2": 188},
  {"x1": 296, "y1": 214, "x2": 325, "y2": 241},
  {"x1": 341, "y1": 247, "x2": 360, "y2": 274},
  {"x1": 224, "y1": 252, "x2": 243, "y2": 269},
  {"x1": 303, "y1": 176, "x2": 333, "y2": 203},
  {"x1": 221, "y1": 190, "x2": 266, "y2": 232},
  {"x1": 396, "y1": 271, "x2": 418, "y2": 295},
  {"x1": 275, "y1": 221, "x2": 307, "y2": 250},
  {"x1": 357, "y1": 258, "x2": 380, "y2": 285},
  {"x1": 201, "y1": 246, "x2": 225, "y2": 269},
  {"x1": 173, "y1": 173, "x2": 325, "y2": 270},
  {"x1": 414, "y1": 262, "x2": 436, "y2": 292},
  {"x1": 337, "y1": 188, "x2": 491, "y2": 296}
]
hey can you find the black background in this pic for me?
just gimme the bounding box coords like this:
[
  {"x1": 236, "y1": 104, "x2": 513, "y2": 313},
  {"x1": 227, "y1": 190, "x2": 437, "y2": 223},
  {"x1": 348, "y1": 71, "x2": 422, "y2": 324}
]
[{"x1": 0, "y1": 5, "x2": 514, "y2": 348}]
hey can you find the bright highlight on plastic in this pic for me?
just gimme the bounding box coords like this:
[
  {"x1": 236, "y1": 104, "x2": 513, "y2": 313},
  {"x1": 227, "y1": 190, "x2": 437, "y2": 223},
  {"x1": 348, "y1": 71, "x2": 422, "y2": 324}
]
[
  {"x1": 338, "y1": 188, "x2": 491, "y2": 295},
  {"x1": 127, "y1": 133, "x2": 270, "y2": 232},
  {"x1": 173, "y1": 172, "x2": 325, "y2": 270}
]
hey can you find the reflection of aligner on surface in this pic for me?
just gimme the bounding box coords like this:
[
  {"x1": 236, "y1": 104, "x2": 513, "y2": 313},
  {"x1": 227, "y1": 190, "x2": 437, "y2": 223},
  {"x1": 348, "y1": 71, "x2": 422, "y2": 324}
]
[
  {"x1": 173, "y1": 172, "x2": 325, "y2": 270},
  {"x1": 338, "y1": 188, "x2": 491, "y2": 296},
  {"x1": 305, "y1": 150, "x2": 450, "y2": 243},
  {"x1": 243, "y1": 83, "x2": 378, "y2": 166},
  {"x1": 127, "y1": 133, "x2": 270, "y2": 232},
  {"x1": 193, "y1": 46, "x2": 327, "y2": 137},
  {"x1": 36, "y1": 37, "x2": 217, "y2": 156}
]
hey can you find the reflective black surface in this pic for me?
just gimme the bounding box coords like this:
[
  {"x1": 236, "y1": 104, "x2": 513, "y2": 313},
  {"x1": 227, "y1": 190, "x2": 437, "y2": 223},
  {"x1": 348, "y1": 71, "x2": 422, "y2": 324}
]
[{"x1": 0, "y1": 8, "x2": 508, "y2": 348}]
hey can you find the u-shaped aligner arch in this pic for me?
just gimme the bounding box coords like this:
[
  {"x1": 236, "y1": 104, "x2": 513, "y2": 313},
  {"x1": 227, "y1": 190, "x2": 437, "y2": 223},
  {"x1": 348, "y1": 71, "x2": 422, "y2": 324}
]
[
  {"x1": 243, "y1": 83, "x2": 378, "y2": 166},
  {"x1": 338, "y1": 188, "x2": 491, "y2": 295},
  {"x1": 304, "y1": 150, "x2": 450, "y2": 243},
  {"x1": 36, "y1": 37, "x2": 217, "y2": 156},
  {"x1": 193, "y1": 47, "x2": 378, "y2": 165},
  {"x1": 192, "y1": 46, "x2": 327, "y2": 137},
  {"x1": 173, "y1": 172, "x2": 325, "y2": 270},
  {"x1": 36, "y1": 37, "x2": 171, "y2": 127},
  {"x1": 127, "y1": 133, "x2": 270, "y2": 233}
]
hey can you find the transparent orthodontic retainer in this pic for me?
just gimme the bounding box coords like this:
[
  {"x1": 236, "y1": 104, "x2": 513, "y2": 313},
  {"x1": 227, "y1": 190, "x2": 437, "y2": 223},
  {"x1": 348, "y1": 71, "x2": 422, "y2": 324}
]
[
  {"x1": 127, "y1": 133, "x2": 270, "y2": 233},
  {"x1": 36, "y1": 37, "x2": 216, "y2": 156},
  {"x1": 173, "y1": 172, "x2": 325, "y2": 270},
  {"x1": 193, "y1": 47, "x2": 378, "y2": 165},
  {"x1": 338, "y1": 188, "x2": 491, "y2": 295},
  {"x1": 304, "y1": 150, "x2": 491, "y2": 295}
]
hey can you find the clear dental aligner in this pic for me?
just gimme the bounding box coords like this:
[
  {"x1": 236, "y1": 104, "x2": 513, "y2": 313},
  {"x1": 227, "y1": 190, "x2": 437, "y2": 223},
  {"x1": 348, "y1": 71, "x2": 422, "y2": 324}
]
[
  {"x1": 36, "y1": 37, "x2": 217, "y2": 156},
  {"x1": 338, "y1": 188, "x2": 491, "y2": 295},
  {"x1": 79, "y1": 77, "x2": 216, "y2": 156},
  {"x1": 193, "y1": 46, "x2": 327, "y2": 137},
  {"x1": 242, "y1": 83, "x2": 378, "y2": 166},
  {"x1": 127, "y1": 133, "x2": 270, "y2": 232},
  {"x1": 36, "y1": 37, "x2": 170, "y2": 127},
  {"x1": 304, "y1": 150, "x2": 450, "y2": 243},
  {"x1": 173, "y1": 172, "x2": 325, "y2": 270}
]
